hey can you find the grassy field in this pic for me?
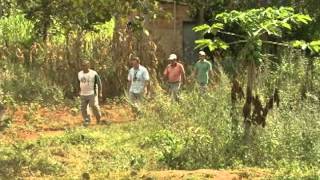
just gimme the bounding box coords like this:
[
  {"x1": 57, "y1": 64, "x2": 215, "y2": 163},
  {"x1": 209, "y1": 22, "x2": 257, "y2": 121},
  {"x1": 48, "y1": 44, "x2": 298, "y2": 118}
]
[{"x1": 1, "y1": 79, "x2": 319, "y2": 179}]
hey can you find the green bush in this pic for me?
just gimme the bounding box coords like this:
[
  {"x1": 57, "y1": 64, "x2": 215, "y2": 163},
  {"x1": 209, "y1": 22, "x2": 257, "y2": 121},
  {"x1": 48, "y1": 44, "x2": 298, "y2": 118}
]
[
  {"x1": 31, "y1": 155, "x2": 65, "y2": 175},
  {"x1": 0, "y1": 145, "x2": 30, "y2": 178},
  {"x1": 144, "y1": 127, "x2": 215, "y2": 169},
  {"x1": 1, "y1": 65, "x2": 64, "y2": 104},
  {"x1": 0, "y1": 142, "x2": 65, "y2": 178},
  {"x1": 141, "y1": 72, "x2": 320, "y2": 172},
  {"x1": 54, "y1": 129, "x2": 102, "y2": 145}
]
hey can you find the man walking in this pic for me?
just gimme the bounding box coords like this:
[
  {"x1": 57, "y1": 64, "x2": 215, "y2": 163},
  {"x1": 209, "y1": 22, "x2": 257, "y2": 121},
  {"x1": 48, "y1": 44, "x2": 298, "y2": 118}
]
[
  {"x1": 192, "y1": 51, "x2": 214, "y2": 94},
  {"x1": 127, "y1": 56, "x2": 150, "y2": 111},
  {"x1": 78, "y1": 60, "x2": 102, "y2": 126},
  {"x1": 163, "y1": 54, "x2": 186, "y2": 101}
]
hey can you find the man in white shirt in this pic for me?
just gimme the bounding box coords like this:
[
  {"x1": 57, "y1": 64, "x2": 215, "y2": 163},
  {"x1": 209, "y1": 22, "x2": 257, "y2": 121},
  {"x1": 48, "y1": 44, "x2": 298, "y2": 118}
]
[
  {"x1": 127, "y1": 56, "x2": 150, "y2": 110},
  {"x1": 78, "y1": 60, "x2": 102, "y2": 126}
]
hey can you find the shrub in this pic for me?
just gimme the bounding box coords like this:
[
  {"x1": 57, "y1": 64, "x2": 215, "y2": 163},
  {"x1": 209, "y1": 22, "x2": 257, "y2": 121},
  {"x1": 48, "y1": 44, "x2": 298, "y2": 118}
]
[
  {"x1": 1, "y1": 65, "x2": 64, "y2": 105},
  {"x1": 141, "y1": 72, "x2": 320, "y2": 171}
]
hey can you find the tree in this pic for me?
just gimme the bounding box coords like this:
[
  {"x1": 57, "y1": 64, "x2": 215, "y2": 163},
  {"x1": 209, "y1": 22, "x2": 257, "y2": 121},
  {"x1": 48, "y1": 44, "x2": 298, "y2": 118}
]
[
  {"x1": 0, "y1": 0, "x2": 15, "y2": 17},
  {"x1": 109, "y1": 0, "x2": 163, "y2": 96},
  {"x1": 193, "y1": 7, "x2": 318, "y2": 139},
  {"x1": 16, "y1": 0, "x2": 114, "y2": 41}
]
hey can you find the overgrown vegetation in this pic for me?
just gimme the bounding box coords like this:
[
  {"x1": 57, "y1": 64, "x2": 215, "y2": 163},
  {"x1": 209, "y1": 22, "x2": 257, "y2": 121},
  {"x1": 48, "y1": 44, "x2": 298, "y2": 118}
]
[
  {"x1": 0, "y1": 76, "x2": 319, "y2": 178},
  {"x1": 0, "y1": 1, "x2": 320, "y2": 179}
]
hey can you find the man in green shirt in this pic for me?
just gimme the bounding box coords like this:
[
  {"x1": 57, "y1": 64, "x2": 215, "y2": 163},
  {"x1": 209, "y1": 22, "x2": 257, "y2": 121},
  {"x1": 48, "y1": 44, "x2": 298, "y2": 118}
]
[{"x1": 192, "y1": 51, "x2": 214, "y2": 94}]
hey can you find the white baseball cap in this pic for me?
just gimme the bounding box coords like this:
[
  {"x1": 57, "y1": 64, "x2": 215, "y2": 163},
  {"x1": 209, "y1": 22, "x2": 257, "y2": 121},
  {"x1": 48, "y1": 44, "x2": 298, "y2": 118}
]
[
  {"x1": 168, "y1": 54, "x2": 177, "y2": 60},
  {"x1": 199, "y1": 51, "x2": 206, "y2": 56}
]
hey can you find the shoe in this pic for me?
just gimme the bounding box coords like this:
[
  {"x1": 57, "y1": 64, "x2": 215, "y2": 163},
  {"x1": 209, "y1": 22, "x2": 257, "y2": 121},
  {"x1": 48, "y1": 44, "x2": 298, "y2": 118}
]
[
  {"x1": 83, "y1": 117, "x2": 90, "y2": 127},
  {"x1": 99, "y1": 120, "x2": 112, "y2": 125},
  {"x1": 83, "y1": 121, "x2": 89, "y2": 127}
]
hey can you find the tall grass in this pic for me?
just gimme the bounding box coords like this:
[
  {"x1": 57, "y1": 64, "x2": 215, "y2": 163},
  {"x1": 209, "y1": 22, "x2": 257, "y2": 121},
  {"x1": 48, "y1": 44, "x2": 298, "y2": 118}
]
[
  {"x1": 140, "y1": 68, "x2": 320, "y2": 178},
  {"x1": 0, "y1": 14, "x2": 115, "y2": 100}
]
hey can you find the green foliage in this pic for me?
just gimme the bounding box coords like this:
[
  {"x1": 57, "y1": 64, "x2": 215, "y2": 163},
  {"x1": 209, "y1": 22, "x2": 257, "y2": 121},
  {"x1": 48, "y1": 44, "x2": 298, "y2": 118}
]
[
  {"x1": 144, "y1": 130, "x2": 184, "y2": 168},
  {"x1": 291, "y1": 40, "x2": 320, "y2": 53},
  {"x1": 0, "y1": 75, "x2": 319, "y2": 178},
  {"x1": 144, "y1": 127, "x2": 214, "y2": 169},
  {"x1": 56, "y1": 129, "x2": 102, "y2": 145},
  {"x1": 31, "y1": 156, "x2": 64, "y2": 175},
  {"x1": 0, "y1": 65, "x2": 64, "y2": 105},
  {"x1": 139, "y1": 72, "x2": 320, "y2": 172},
  {"x1": 0, "y1": 116, "x2": 12, "y2": 131},
  {"x1": 274, "y1": 161, "x2": 320, "y2": 179},
  {"x1": 194, "y1": 7, "x2": 312, "y2": 53},
  {"x1": 0, "y1": 142, "x2": 65, "y2": 178},
  {"x1": 0, "y1": 13, "x2": 34, "y2": 44},
  {"x1": 16, "y1": 0, "x2": 160, "y2": 40},
  {"x1": 0, "y1": 144, "x2": 30, "y2": 178},
  {"x1": 0, "y1": 123, "x2": 156, "y2": 178},
  {"x1": 0, "y1": 2, "x2": 319, "y2": 179},
  {"x1": 195, "y1": 38, "x2": 229, "y2": 51}
]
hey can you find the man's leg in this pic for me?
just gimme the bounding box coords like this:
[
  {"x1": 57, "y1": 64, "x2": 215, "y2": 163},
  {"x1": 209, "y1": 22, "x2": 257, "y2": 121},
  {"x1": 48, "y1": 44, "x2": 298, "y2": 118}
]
[
  {"x1": 88, "y1": 95, "x2": 102, "y2": 124},
  {"x1": 80, "y1": 96, "x2": 90, "y2": 126},
  {"x1": 172, "y1": 82, "x2": 181, "y2": 102},
  {"x1": 130, "y1": 92, "x2": 143, "y2": 115},
  {"x1": 129, "y1": 92, "x2": 137, "y2": 112},
  {"x1": 168, "y1": 83, "x2": 175, "y2": 101},
  {"x1": 200, "y1": 83, "x2": 208, "y2": 95},
  {"x1": 135, "y1": 93, "x2": 144, "y2": 115}
]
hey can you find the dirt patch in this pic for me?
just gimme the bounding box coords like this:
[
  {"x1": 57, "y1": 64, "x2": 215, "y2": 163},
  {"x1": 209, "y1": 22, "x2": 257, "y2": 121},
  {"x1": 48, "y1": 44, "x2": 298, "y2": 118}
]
[
  {"x1": 1, "y1": 104, "x2": 134, "y2": 141},
  {"x1": 140, "y1": 168, "x2": 270, "y2": 180}
]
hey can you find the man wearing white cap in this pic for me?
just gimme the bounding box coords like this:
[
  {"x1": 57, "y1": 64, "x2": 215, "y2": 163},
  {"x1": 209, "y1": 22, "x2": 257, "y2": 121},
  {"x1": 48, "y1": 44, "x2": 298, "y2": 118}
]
[
  {"x1": 192, "y1": 51, "x2": 214, "y2": 94},
  {"x1": 163, "y1": 53, "x2": 186, "y2": 101}
]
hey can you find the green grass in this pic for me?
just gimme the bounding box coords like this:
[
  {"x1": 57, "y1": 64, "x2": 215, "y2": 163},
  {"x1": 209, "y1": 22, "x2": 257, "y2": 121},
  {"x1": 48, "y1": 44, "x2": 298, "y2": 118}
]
[
  {"x1": 0, "y1": 120, "x2": 160, "y2": 179},
  {"x1": 0, "y1": 73, "x2": 319, "y2": 179}
]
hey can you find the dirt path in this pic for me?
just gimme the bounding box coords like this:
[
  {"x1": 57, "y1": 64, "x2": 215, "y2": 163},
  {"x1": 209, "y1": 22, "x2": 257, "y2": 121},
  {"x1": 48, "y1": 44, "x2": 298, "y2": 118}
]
[
  {"x1": 1, "y1": 104, "x2": 134, "y2": 141},
  {"x1": 139, "y1": 168, "x2": 270, "y2": 180}
]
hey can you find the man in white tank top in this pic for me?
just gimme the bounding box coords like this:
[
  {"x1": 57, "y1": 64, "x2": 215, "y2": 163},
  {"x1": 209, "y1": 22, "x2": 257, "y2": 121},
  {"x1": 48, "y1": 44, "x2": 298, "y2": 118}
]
[{"x1": 78, "y1": 60, "x2": 102, "y2": 126}]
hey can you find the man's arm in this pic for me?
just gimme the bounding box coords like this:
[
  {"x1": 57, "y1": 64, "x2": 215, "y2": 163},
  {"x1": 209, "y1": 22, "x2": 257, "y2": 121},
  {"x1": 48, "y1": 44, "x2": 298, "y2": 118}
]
[
  {"x1": 77, "y1": 73, "x2": 81, "y2": 96},
  {"x1": 163, "y1": 66, "x2": 168, "y2": 82},
  {"x1": 127, "y1": 80, "x2": 132, "y2": 91},
  {"x1": 181, "y1": 64, "x2": 186, "y2": 84},
  {"x1": 127, "y1": 70, "x2": 132, "y2": 92},
  {"x1": 191, "y1": 65, "x2": 197, "y2": 80},
  {"x1": 145, "y1": 80, "x2": 150, "y2": 95},
  {"x1": 95, "y1": 74, "x2": 102, "y2": 97},
  {"x1": 208, "y1": 62, "x2": 215, "y2": 84},
  {"x1": 144, "y1": 69, "x2": 151, "y2": 94}
]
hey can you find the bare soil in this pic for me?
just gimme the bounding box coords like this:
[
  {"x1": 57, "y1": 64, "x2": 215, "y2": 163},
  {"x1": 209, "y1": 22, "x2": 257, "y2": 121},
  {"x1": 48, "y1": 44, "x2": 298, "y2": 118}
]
[{"x1": 0, "y1": 104, "x2": 134, "y2": 141}]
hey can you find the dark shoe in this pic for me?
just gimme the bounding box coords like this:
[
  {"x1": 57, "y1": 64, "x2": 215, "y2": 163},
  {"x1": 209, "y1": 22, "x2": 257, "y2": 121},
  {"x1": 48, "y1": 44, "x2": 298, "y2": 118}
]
[
  {"x1": 100, "y1": 120, "x2": 112, "y2": 125},
  {"x1": 83, "y1": 121, "x2": 89, "y2": 127},
  {"x1": 83, "y1": 117, "x2": 90, "y2": 127}
]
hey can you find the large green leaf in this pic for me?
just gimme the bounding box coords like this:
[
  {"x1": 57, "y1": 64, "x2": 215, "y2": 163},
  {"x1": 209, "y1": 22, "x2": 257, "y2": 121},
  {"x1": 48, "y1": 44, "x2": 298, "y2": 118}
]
[
  {"x1": 192, "y1": 24, "x2": 210, "y2": 32},
  {"x1": 309, "y1": 40, "x2": 320, "y2": 53},
  {"x1": 194, "y1": 38, "x2": 229, "y2": 51}
]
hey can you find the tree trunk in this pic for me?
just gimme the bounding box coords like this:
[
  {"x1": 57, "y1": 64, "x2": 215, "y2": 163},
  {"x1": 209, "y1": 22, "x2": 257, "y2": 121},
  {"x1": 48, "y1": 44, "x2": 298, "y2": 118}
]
[
  {"x1": 247, "y1": 60, "x2": 256, "y2": 100},
  {"x1": 110, "y1": 16, "x2": 130, "y2": 97},
  {"x1": 243, "y1": 60, "x2": 256, "y2": 142},
  {"x1": 198, "y1": 5, "x2": 205, "y2": 24}
]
